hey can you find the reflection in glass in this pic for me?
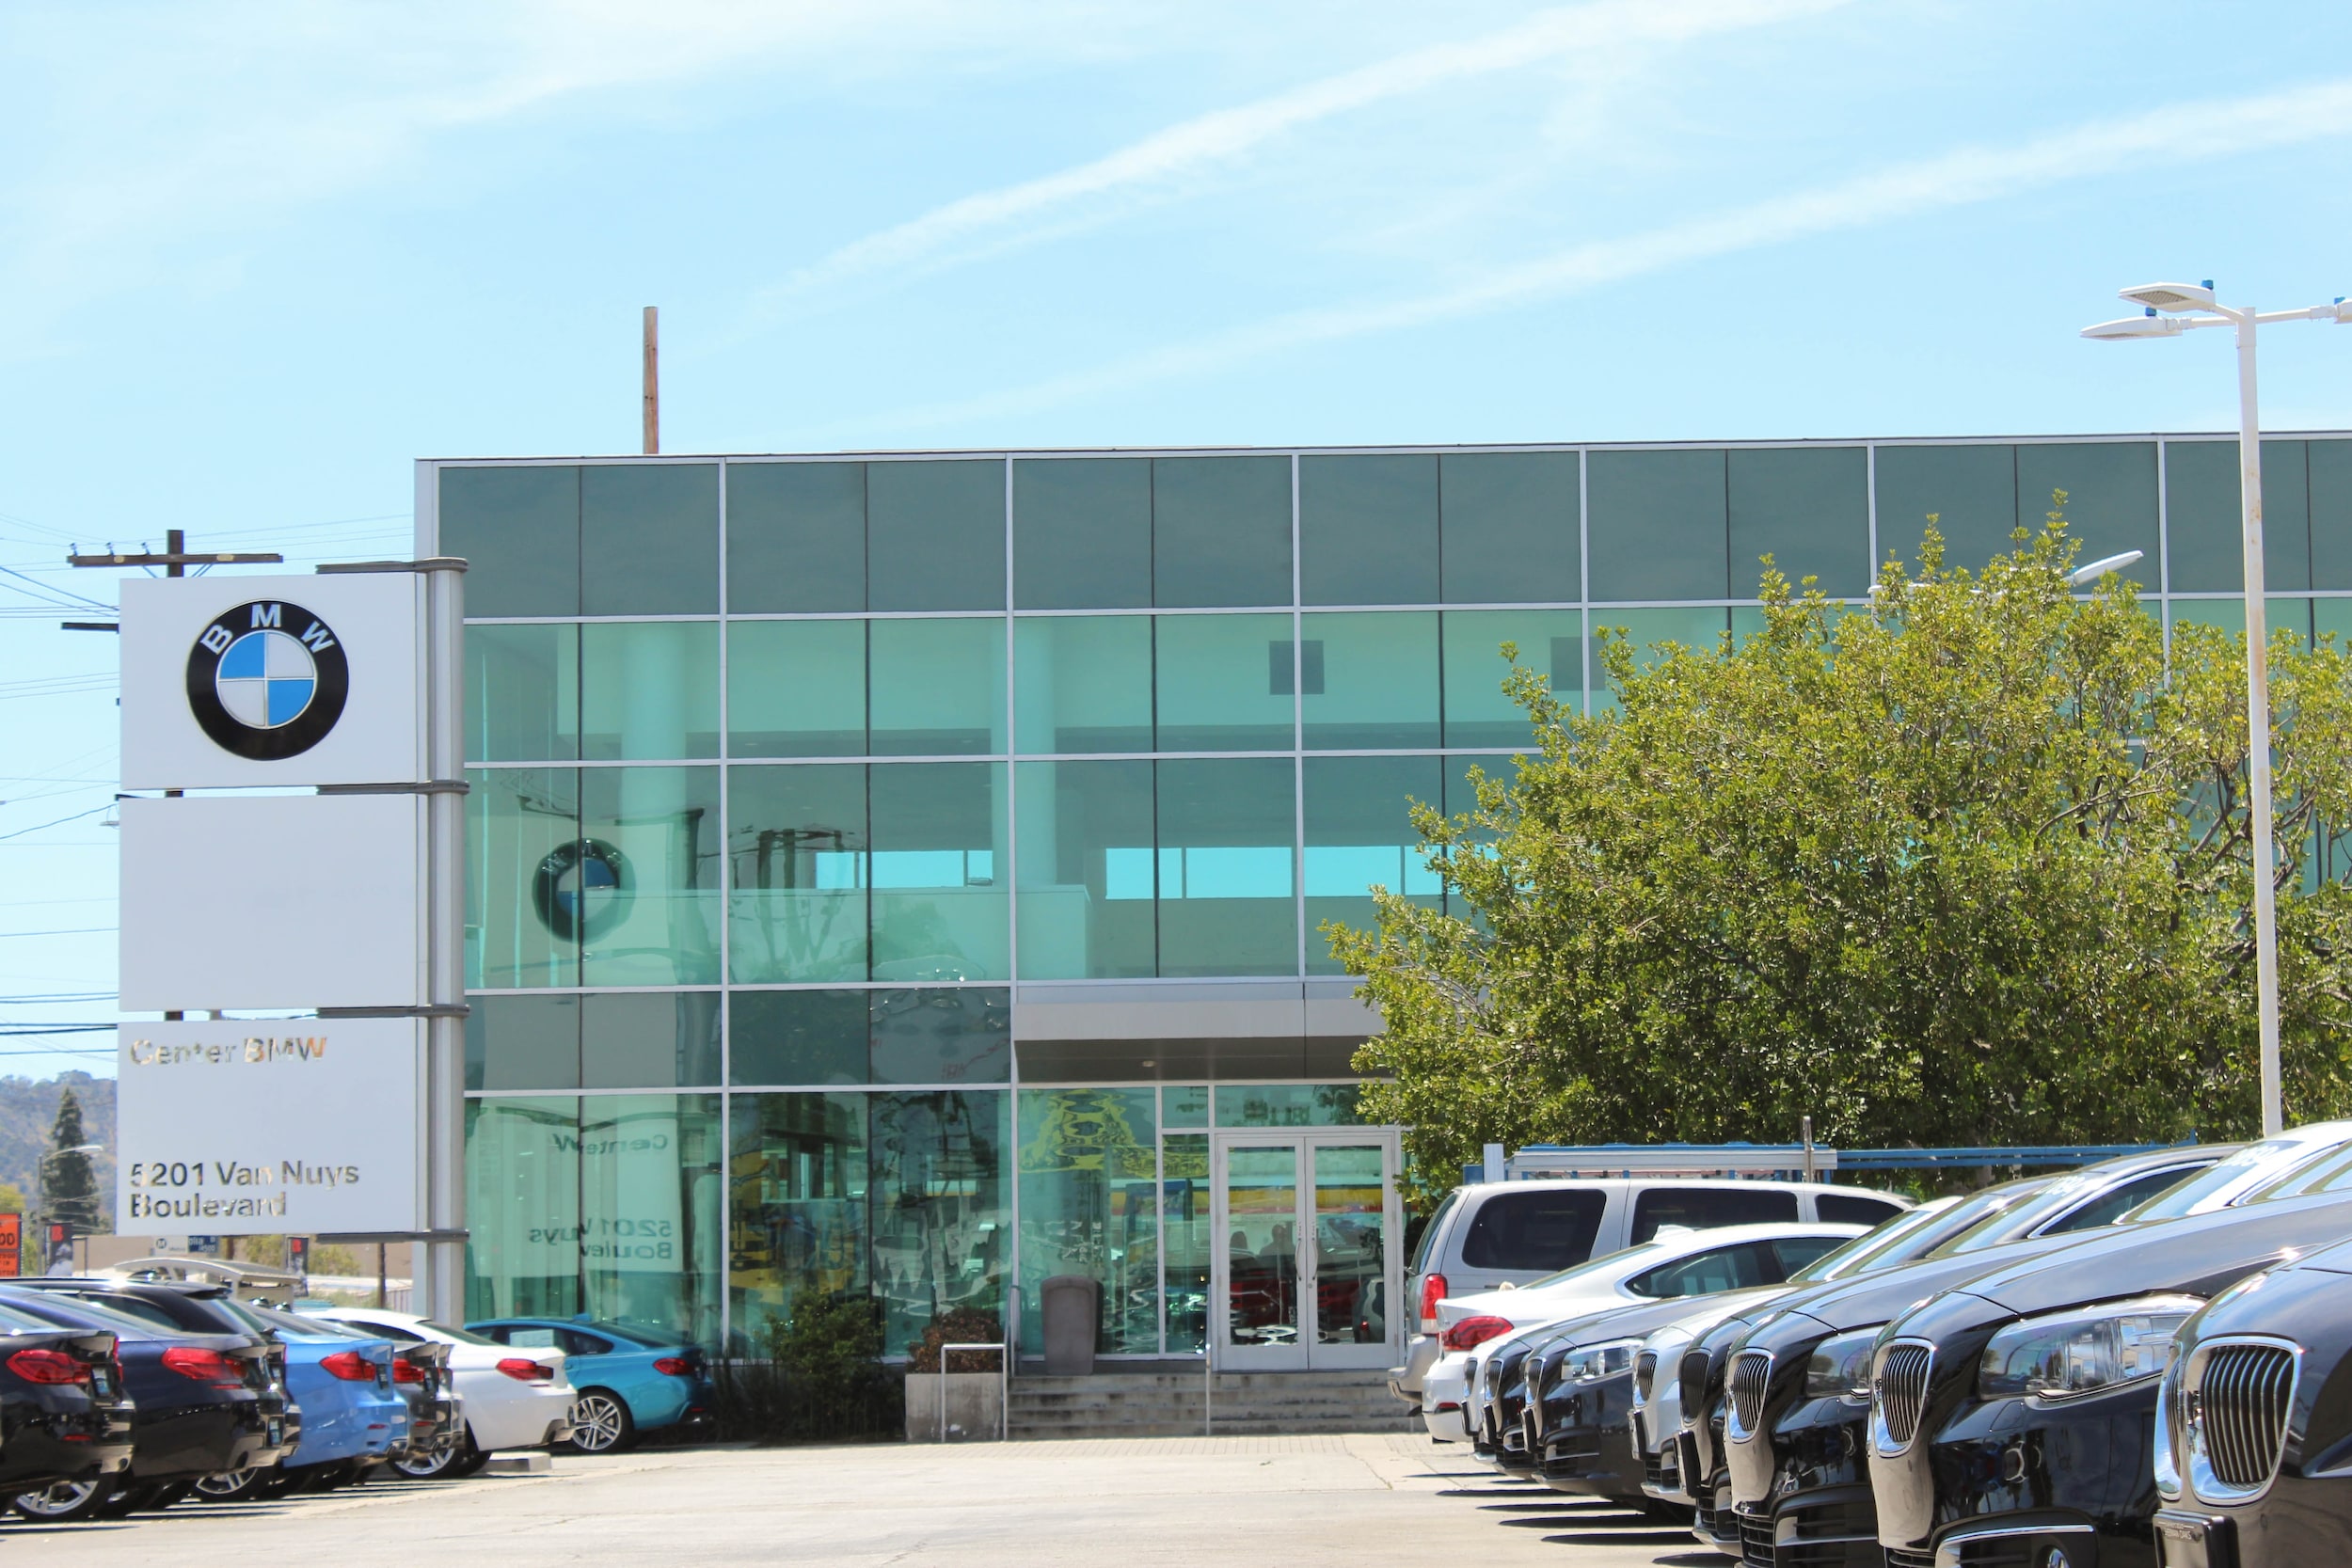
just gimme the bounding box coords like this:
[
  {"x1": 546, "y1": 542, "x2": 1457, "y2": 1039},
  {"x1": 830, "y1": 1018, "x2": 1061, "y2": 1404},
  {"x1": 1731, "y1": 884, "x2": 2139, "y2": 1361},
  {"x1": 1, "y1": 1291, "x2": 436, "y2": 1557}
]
[
  {"x1": 1224, "y1": 1145, "x2": 1299, "y2": 1348},
  {"x1": 1314, "y1": 1145, "x2": 1388, "y2": 1346},
  {"x1": 1154, "y1": 613, "x2": 1295, "y2": 752},
  {"x1": 1300, "y1": 611, "x2": 1438, "y2": 749},
  {"x1": 727, "y1": 620, "x2": 865, "y2": 757},
  {"x1": 1441, "y1": 610, "x2": 1581, "y2": 743},
  {"x1": 868, "y1": 1090, "x2": 1009, "y2": 1354},
  {"x1": 467, "y1": 768, "x2": 580, "y2": 989},
  {"x1": 868, "y1": 763, "x2": 1008, "y2": 982},
  {"x1": 1012, "y1": 616, "x2": 1152, "y2": 754},
  {"x1": 869, "y1": 618, "x2": 1006, "y2": 755},
  {"x1": 727, "y1": 1092, "x2": 867, "y2": 1354},
  {"x1": 580, "y1": 622, "x2": 720, "y2": 760},
  {"x1": 728, "y1": 764, "x2": 867, "y2": 984},
  {"x1": 869, "y1": 988, "x2": 1010, "y2": 1085},
  {"x1": 466, "y1": 1097, "x2": 580, "y2": 1321},
  {"x1": 466, "y1": 993, "x2": 579, "y2": 1092},
  {"x1": 1216, "y1": 1085, "x2": 1363, "y2": 1127},
  {"x1": 1013, "y1": 759, "x2": 1156, "y2": 980},
  {"x1": 1017, "y1": 1087, "x2": 1160, "y2": 1354},
  {"x1": 467, "y1": 624, "x2": 578, "y2": 762},
  {"x1": 729, "y1": 990, "x2": 868, "y2": 1085},
  {"x1": 579, "y1": 767, "x2": 722, "y2": 987},
  {"x1": 581, "y1": 990, "x2": 721, "y2": 1088},
  {"x1": 1164, "y1": 1132, "x2": 1209, "y2": 1352},
  {"x1": 1155, "y1": 757, "x2": 1297, "y2": 977},
  {"x1": 580, "y1": 1094, "x2": 723, "y2": 1348},
  {"x1": 1304, "y1": 756, "x2": 1444, "y2": 974}
]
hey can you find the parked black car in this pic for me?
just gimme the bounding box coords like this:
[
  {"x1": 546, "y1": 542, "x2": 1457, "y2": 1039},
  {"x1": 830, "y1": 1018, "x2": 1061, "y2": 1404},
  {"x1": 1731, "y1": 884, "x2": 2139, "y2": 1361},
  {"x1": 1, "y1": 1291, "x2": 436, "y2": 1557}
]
[
  {"x1": 1716, "y1": 1147, "x2": 2228, "y2": 1566},
  {"x1": 2152, "y1": 1231, "x2": 2352, "y2": 1567},
  {"x1": 1865, "y1": 1189, "x2": 2352, "y2": 1568},
  {"x1": 0, "y1": 1281, "x2": 294, "y2": 1520},
  {"x1": 0, "y1": 1305, "x2": 135, "y2": 1499}
]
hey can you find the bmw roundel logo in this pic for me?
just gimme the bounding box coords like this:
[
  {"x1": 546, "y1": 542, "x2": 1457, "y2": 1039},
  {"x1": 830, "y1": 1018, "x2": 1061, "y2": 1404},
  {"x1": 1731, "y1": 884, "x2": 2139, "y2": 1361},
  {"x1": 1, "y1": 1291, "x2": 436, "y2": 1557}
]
[{"x1": 184, "y1": 600, "x2": 351, "y2": 761}]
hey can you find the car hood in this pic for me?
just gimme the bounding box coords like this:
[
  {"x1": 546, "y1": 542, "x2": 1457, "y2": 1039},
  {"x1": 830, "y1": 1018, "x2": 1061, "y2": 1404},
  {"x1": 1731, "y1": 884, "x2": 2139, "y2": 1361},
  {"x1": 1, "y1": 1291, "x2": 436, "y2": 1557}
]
[{"x1": 1735, "y1": 1226, "x2": 2089, "y2": 1335}]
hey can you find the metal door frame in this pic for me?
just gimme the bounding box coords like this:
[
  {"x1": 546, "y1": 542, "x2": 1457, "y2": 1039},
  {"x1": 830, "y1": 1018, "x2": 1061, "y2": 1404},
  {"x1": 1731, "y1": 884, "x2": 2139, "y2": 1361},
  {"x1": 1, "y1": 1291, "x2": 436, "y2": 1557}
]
[{"x1": 1207, "y1": 1128, "x2": 1403, "y2": 1371}]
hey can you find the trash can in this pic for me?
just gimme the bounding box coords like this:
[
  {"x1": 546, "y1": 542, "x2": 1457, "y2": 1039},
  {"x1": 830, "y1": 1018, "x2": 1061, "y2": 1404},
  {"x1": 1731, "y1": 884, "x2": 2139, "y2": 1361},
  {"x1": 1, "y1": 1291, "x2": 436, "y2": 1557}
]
[{"x1": 1039, "y1": 1275, "x2": 1100, "y2": 1377}]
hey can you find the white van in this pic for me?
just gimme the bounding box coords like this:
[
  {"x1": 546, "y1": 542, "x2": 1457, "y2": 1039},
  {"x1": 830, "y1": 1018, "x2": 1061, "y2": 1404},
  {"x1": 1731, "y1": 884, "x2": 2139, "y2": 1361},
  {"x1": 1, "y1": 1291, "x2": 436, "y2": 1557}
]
[{"x1": 1389, "y1": 1177, "x2": 1908, "y2": 1403}]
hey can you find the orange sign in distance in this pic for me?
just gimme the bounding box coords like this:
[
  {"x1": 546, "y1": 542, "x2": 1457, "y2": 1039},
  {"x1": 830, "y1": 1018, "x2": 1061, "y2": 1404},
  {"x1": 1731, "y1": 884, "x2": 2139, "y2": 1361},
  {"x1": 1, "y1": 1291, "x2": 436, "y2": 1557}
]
[{"x1": 0, "y1": 1213, "x2": 21, "y2": 1278}]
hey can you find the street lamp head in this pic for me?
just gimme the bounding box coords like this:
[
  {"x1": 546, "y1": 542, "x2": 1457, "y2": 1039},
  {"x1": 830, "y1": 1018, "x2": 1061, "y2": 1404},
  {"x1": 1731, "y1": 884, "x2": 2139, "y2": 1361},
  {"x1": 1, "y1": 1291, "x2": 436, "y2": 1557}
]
[
  {"x1": 2081, "y1": 314, "x2": 2185, "y2": 341},
  {"x1": 2066, "y1": 549, "x2": 2145, "y2": 587},
  {"x1": 2122, "y1": 280, "x2": 2217, "y2": 312}
]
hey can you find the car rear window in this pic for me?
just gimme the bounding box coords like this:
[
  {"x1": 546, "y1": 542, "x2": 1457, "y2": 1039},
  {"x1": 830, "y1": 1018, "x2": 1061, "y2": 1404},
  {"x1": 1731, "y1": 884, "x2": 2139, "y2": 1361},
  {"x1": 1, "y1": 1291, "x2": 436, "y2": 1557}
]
[
  {"x1": 1629, "y1": 1186, "x2": 1797, "y2": 1243},
  {"x1": 1410, "y1": 1190, "x2": 1465, "y2": 1275},
  {"x1": 1771, "y1": 1235, "x2": 1849, "y2": 1274},
  {"x1": 1815, "y1": 1193, "x2": 1905, "y2": 1227},
  {"x1": 1457, "y1": 1190, "x2": 1607, "y2": 1271}
]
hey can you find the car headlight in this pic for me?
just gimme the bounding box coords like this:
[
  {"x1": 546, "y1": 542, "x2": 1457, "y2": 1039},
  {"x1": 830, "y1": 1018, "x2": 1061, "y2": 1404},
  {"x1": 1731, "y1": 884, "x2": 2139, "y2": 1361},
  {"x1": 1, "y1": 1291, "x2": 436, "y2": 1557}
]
[
  {"x1": 1804, "y1": 1327, "x2": 1881, "y2": 1402},
  {"x1": 1558, "y1": 1338, "x2": 1641, "y2": 1386},
  {"x1": 1976, "y1": 1295, "x2": 2201, "y2": 1402}
]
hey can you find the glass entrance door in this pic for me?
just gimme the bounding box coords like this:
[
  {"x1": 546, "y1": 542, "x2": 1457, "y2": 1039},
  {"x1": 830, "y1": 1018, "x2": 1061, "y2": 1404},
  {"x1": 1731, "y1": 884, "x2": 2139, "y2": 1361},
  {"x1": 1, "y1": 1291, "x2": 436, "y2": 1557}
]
[{"x1": 1210, "y1": 1132, "x2": 1399, "y2": 1370}]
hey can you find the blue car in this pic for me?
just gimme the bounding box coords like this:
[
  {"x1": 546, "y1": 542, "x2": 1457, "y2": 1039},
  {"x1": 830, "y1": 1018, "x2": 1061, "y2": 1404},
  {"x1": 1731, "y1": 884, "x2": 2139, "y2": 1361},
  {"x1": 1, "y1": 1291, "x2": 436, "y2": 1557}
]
[
  {"x1": 467, "y1": 1317, "x2": 712, "y2": 1453},
  {"x1": 198, "y1": 1304, "x2": 405, "y2": 1498}
]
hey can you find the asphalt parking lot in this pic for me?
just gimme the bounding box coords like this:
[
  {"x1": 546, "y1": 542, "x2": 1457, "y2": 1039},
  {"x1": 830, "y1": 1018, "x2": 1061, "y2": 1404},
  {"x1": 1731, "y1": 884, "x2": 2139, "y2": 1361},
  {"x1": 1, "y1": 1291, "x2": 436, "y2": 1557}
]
[{"x1": 0, "y1": 1436, "x2": 1720, "y2": 1567}]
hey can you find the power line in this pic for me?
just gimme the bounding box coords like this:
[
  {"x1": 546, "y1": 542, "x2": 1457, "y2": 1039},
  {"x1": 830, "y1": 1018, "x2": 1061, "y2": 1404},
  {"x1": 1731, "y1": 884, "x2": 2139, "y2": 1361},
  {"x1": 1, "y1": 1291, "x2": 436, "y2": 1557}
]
[
  {"x1": 0, "y1": 928, "x2": 117, "y2": 940},
  {"x1": 0, "y1": 804, "x2": 114, "y2": 843}
]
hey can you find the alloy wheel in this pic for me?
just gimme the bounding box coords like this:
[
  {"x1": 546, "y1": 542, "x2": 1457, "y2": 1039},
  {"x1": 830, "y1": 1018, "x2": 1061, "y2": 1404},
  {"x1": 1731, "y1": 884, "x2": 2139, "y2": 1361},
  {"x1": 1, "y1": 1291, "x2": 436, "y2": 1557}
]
[
  {"x1": 12, "y1": 1480, "x2": 108, "y2": 1521},
  {"x1": 569, "y1": 1392, "x2": 628, "y2": 1452},
  {"x1": 195, "y1": 1467, "x2": 264, "y2": 1501}
]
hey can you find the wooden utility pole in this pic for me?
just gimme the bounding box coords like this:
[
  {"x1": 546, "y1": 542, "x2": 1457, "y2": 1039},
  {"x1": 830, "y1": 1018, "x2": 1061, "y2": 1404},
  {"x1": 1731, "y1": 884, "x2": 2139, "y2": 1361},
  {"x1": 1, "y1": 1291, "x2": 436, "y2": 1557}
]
[{"x1": 643, "y1": 307, "x2": 660, "y2": 455}]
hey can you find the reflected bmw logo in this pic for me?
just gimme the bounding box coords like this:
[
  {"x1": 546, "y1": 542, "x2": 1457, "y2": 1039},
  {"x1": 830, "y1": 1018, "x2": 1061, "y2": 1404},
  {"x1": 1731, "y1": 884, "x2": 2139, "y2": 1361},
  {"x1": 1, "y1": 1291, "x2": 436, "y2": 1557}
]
[{"x1": 184, "y1": 600, "x2": 351, "y2": 760}]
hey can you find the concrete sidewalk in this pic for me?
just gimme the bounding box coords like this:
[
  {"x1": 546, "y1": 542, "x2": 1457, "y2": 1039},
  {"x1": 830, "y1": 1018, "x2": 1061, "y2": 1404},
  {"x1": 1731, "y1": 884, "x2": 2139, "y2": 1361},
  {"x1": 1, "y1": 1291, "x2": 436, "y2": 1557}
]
[{"x1": 0, "y1": 1436, "x2": 1724, "y2": 1566}]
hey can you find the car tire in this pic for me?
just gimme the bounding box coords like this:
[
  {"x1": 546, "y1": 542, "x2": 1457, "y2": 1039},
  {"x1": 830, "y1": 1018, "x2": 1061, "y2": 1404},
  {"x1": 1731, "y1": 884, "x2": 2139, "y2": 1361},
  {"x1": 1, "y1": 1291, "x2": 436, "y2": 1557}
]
[
  {"x1": 446, "y1": 1437, "x2": 492, "y2": 1479},
  {"x1": 565, "y1": 1389, "x2": 636, "y2": 1454},
  {"x1": 195, "y1": 1466, "x2": 272, "y2": 1503},
  {"x1": 391, "y1": 1443, "x2": 462, "y2": 1481},
  {"x1": 11, "y1": 1480, "x2": 117, "y2": 1524}
]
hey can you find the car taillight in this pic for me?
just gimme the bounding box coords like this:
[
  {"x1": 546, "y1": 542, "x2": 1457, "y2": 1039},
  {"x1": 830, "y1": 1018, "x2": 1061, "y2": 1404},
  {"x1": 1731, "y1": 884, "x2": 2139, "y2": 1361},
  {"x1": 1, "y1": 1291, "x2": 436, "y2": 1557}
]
[
  {"x1": 1441, "y1": 1315, "x2": 1515, "y2": 1353},
  {"x1": 496, "y1": 1357, "x2": 555, "y2": 1383},
  {"x1": 652, "y1": 1355, "x2": 691, "y2": 1376},
  {"x1": 7, "y1": 1348, "x2": 89, "y2": 1385},
  {"x1": 392, "y1": 1356, "x2": 424, "y2": 1385},
  {"x1": 161, "y1": 1347, "x2": 246, "y2": 1387},
  {"x1": 1418, "y1": 1273, "x2": 1449, "y2": 1332},
  {"x1": 320, "y1": 1351, "x2": 378, "y2": 1382}
]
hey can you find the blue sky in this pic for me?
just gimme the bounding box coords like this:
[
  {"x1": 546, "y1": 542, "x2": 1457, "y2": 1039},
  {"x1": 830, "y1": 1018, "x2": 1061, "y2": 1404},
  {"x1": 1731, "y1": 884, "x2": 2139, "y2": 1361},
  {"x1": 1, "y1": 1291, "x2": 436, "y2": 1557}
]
[{"x1": 3, "y1": 0, "x2": 2350, "y2": 1076}]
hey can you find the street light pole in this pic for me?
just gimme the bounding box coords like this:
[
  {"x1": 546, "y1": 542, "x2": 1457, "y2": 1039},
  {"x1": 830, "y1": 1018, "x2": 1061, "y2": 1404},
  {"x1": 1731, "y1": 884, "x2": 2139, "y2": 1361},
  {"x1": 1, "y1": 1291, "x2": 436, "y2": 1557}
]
[{"x1": 2084, "y1": 281, "x2": 2352, "y2": 1136}]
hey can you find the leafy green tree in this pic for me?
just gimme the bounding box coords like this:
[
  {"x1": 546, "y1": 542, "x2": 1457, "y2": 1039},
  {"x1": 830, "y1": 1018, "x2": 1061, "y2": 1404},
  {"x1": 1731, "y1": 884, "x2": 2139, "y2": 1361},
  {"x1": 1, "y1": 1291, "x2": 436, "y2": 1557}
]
[
  {"x1": 0, "y1": 1182, "x2": 25, "y2": 1215},
  {"x1": 1334, "y1": 513, "x2": 2352, "y2": 1197},
  {"x1": 42, "y1": 1088, "x2": 101, "y2": 1233}
]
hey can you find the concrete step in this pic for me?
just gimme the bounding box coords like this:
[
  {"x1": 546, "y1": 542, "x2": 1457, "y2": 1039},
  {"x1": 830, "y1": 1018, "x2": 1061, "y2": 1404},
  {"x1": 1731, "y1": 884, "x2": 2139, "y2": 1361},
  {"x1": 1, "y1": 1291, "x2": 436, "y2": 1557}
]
[{"x1": 1003, "y1": 1370, "x2": 1417, "y2": 1439}]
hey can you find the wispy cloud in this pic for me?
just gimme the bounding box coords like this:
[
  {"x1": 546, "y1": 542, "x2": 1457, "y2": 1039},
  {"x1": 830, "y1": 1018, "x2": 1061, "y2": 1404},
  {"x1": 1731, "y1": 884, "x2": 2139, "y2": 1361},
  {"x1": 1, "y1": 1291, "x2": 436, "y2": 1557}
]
[
  {"x1": 863, "y1": 75, "x2": 2352, "y2": 434},
  {"x1": 751, "y1": 0, "x2": 1863, "y2": 314}
]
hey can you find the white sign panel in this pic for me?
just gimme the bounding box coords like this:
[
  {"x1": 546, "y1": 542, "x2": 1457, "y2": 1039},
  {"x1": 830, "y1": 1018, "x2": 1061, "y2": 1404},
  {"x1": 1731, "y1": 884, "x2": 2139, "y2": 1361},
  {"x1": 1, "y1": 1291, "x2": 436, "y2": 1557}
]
[
  {"x1": 116, "y1": 1018, "x2": 421, "y2": 1235},
  {"x1": 119, "y1": 794, "x2": 423, "y2": 1012},
  {"x1": 121, "y1": 573, "x2": 424, "y2": 789}
]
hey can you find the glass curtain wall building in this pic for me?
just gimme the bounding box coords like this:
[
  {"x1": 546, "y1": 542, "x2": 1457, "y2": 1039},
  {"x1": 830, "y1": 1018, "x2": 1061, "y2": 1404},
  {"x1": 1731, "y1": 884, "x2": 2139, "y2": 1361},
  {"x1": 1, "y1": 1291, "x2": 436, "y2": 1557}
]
[{"x1": 429, "y1": 434, "x2": 2352, "y2": 1360}]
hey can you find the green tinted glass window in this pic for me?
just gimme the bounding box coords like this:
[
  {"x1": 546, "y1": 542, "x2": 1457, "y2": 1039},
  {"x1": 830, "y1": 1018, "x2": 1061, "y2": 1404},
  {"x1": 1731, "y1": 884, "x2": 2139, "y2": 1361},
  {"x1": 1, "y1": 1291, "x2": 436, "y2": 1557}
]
[
  {"x1": 1587, "y1": 449, "x2": 1728, "y2": 601},
  {"x1": 1442, "y1": 610, "x2": 1581, "y2": 744},
  {"x1": 868, "y1": 762, "x2": 1008, "y2": 982},
  {"x1": 869, "y1": 618, "x2": 1006, "y2": 756},
  {"x1": 466, "y1": 993, "x2": 580, "y2": 1092},
  {"x1": 1875, "y1": 444, "x2": 2018, "y2": 572},
  {"x1": 1152, "y1": 457, "x2": 1292, "y2": 608},
  {"x1": 1155, "y1": 757, "x2": 1297, "y2": 976},
  {"x1": 1164, "y1": 1085, "x2": 1209, "y2": 1128},
  {"x1": 1589, "y1": 607, "x2": 1728, "y2": 714},
  {"x1": 727, "y1": 1091, "x2": 868, "y2": 1348},
  {"x1": 1727, "y1": 446, "x2": 1867, "y2": 598},
  {"x1": 1155, "y1": 613, "x2": 1294, "y2": 752},
  {"x1": 730, "y1": 990, "x2": 868, "y2": 1085},
  {"x1": 2172, "y1": 596, "x2": 2312, "y2": 642},
  {"x1": 1012, "y1": 616, "x2": 1152, "y2": 754},
  {"x1": 870, "y1": 988, "x2": 1010, "y2": 1085},
  {"x1": 581, "y1": 990, "x2": 721, "y2": 1089},
  {"x1": 1300, "y1": 610, "x2": 1439, "y2": 749},
  {"x1": 2014, "y1": 442, "x2": 2159, "y2": 585},
  {"x1": 580, "y1": 464, "x2": 719, "y2": 615},
  {"x1": 1304, "y1": 755, "x2": 1443, "y2": 974},
  {"x1": 2310, "y1": 441, "x2": 2352, "y2": 591},
  {"x1": 728, "y1": 764, "x2": 867, "y2": 984},
  {"x1": 727, "y1": 620, "x2": 866, "y2": 758},
  {"x1": 1014, "y1": 458, "x2": 1151, "y2": 609},
  {"x1": 1215, "y1": 1084, "x2": 1362, "y2": 1126},
  {"x1": 1018, "y1": 1086, "x2": 1160, "y2": 1354},
  {"x1": 1438, "y1": 451, "x2": 1580, "y2": 603},
  {"x1": 726, "y1": 462, "x2": 866, "y2": 612},
  {"x1": 2167, "y1": 440, "x2": 2310, "y2": 592},
  {"x1": 466, "y1": 623, "x2": 578, "y2": 762},
  {"x1": 578, "y1": 767, "x2": 721, "y2": 987},
  {"x1": 579, "y1": 1094, "x2": 723, "y2": 1343},
  {"x1": 580, "y1": 622, "x2": 719, "y2": 760},
  {"x1": 1164, "y1": 1128, "x2": 1209, "y2": 1351},
  {"x1": 467, "y1": 767, "x2": 580, "y2": 989},
  {"x1": 442, "y1": 465, "x2": 577, "y2": 618},
  {"x1": 866, "y1": 460, "x2": 1004, "y2": 611},
  {"x1": 1014, "y1": 758, "x2": 1157, "y2": 980},
  {"x1": 867, "y1": 1090, "x2": 1009, "y2": 1351},
  {"x1": 466, "y1": 1098, "x2": 581, "y2": 1322},
  {"x1": 1300, "y1": 454, "x2": 1438, "y2": 605}
]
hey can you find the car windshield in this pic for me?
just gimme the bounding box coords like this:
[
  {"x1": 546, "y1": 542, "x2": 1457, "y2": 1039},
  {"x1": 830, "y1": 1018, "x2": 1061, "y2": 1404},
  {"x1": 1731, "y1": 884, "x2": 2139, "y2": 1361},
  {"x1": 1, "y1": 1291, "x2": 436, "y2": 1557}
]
[
  {"x1": 2243, "y1": 1142, "x2": 2352, "y2": 1201},
  {"x1": 1923, "y1": 1163, "x2": 2201, "y2": 1256},
  {"x1": 0, "y1": 1291, "x2": 174, "y2": 1340},
  {"x1": 1785, "y1": 1197, "x2": 1962, "y2": 1283},
  {"x1": 1804, "y1": 1180, "x2": 2045, "y2": 1275},
  {"x1": 1513, "y1": 1238, "x2": 1682, "y2": 1295},
  {"x1": 2126, "y1": 1135, "x2": 2347, "y2": 1221}
]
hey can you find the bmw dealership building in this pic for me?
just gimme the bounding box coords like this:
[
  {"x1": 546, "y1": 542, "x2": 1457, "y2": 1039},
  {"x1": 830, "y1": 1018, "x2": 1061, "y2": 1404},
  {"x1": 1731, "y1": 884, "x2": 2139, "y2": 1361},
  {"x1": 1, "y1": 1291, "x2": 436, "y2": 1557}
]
[{"x1": 430, "y1": 434, "x2": 2352, "y2": 1368}]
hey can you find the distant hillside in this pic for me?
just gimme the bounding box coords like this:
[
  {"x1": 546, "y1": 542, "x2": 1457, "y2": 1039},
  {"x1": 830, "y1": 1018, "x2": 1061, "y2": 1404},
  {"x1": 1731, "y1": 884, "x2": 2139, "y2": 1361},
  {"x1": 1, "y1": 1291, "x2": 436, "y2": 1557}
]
[{"x1": 0, "y1": 1073, "x2": 116, "y2": 1227}]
